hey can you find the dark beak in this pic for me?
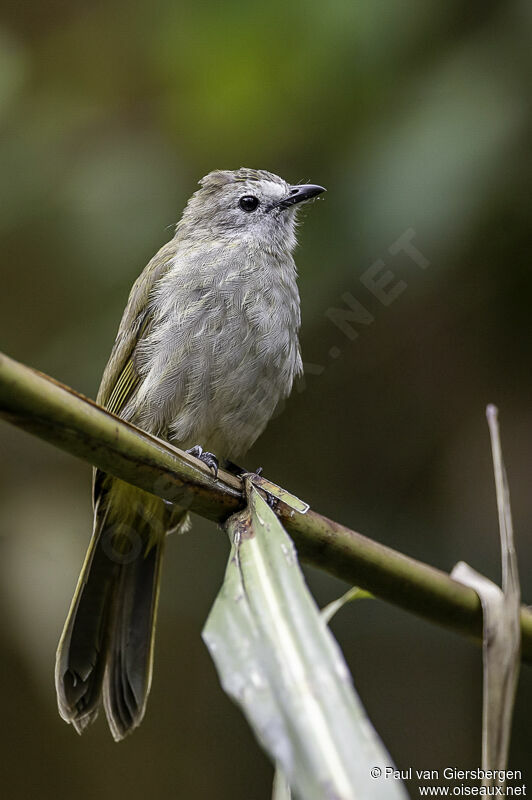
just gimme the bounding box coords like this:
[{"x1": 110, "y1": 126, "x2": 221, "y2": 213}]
[{"x1": 274, "y1": 183, "x2": 326, "y2": 210}]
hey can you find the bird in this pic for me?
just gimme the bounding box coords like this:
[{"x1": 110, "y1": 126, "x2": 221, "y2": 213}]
[{"x1": 55, "y1": 167, "x2": 325, "y2": 740}]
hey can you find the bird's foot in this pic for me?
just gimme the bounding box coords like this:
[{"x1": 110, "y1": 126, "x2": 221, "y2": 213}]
[
  {"x1": 265, "y1": 493, "x2": 278, "y2": 510},
  {"x1": 224, "y1": 460, "x2": 263, "y2": 478},
  {"x1": 225, "y1": 463, "x2": 277, "y2": 507},
  {"x1": 186, "y1": 445, "x2": 219, "y2": 478}
]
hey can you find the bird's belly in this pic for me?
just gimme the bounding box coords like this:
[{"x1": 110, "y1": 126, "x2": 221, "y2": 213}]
[
  {"x1": 133, "y1": 270, "x2": 301, "y2": 460},
  {"x1": 169, "y1": 341, "x2": 296, "y2": 460}
]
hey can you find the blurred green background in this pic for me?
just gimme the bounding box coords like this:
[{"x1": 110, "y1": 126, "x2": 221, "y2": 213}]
[{"x1": 0, "y1": 0, "x2": 531, "y2": 796}]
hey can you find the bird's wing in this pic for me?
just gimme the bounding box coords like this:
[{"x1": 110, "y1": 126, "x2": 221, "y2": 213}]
[
  {"x1": 97, "y1": 238, "x2": 178, "y2": 414},
  {"x1": 93, "y1": 239, "x2": 178, "y2": 506}
]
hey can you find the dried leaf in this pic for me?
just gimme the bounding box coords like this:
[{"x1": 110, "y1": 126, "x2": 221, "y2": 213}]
[{"x1": 450, "y1": 405, "x2": 521, "y2": 787}]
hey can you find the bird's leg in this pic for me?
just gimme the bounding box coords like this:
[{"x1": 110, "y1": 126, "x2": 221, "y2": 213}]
[{"x1": 186, "y1": 445, "x2": 219, "y2": 478}]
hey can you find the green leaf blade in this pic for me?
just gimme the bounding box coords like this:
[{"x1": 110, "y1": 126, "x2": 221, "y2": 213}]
[{"x1": 203, "y1": 481, "x2": 407, "y2": 800}]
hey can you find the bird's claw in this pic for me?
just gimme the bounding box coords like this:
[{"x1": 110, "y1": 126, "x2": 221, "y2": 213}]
[
  {"x1": 186, "y1": 445, "x2": 219, "y2": 478},
  {"x1": 265, "y1": 493, "x2": 278, "y2": 510},
  {"x1": 224, "y1": 460, "x2": 263, "y2": 478}
]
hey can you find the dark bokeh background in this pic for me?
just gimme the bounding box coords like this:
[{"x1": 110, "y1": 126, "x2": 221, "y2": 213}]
[{"x1": 0, "y1": 1, "x2": 531, "y2": 797}]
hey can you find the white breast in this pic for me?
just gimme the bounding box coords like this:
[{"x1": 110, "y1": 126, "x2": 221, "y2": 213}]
[{"x1": 130, "y1": 242, "x2": 302, "y2": 459}]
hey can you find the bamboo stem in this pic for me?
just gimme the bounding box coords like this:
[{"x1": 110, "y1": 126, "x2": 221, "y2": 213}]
[{"x1": 1, "y1": 350, "x2": 531, "y2": 662}]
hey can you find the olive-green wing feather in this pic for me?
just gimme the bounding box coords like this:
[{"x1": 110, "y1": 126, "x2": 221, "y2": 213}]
[
  {"x1": 105, "y1": 356, "x2": 140, "y2": 416},
  {"x1": 97, "y1": 238, "x2": 179, "y2": 412},
  {"x1": 92, "y1": 239, "x2": 179, "y2": 506}
]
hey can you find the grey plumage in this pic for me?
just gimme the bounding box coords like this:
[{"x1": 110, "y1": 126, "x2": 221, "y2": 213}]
[{"x1": 55, "y1": 167, "x2": 324, "y2": 739}]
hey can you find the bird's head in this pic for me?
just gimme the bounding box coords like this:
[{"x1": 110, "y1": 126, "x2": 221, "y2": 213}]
[{"x1": 176, "y1": 168, "x2": 325, "y2": 253}]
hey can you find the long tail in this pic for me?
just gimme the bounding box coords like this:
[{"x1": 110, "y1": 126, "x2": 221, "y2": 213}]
[{"x1": 56, "y1": 477, "x2": 183, "y2": 740}]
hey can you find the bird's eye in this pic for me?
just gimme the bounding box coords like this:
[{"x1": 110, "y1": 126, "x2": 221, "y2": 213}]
[{"x1": 239, "y1": 195, "x2": 260, "y2": 212}]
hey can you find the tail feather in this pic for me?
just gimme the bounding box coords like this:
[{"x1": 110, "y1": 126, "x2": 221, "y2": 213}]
[
  {"x1": 103, "y1": 538, "x2": 165, "y2": 741},
  {"x1": 56, "y1": 479, "x2": 181, "y2": 739},
  {"x1": 55, "y1": 504, "x2": 119, "y2": 732}
]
